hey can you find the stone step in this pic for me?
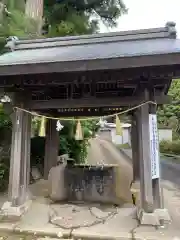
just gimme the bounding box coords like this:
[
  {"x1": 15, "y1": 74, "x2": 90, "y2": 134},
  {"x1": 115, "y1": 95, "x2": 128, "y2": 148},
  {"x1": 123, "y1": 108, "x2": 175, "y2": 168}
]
[{"x1": 0, "y1": 235, "x2": 72, "y2": 240}]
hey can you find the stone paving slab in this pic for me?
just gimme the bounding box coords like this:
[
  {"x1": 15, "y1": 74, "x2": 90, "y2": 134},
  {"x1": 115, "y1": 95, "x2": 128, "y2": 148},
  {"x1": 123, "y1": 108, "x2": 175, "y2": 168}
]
[
  {"x1": 72, "y1": 227, "x2": 133, "y2": 240},
  {"x1": 134, "y1": 226, "x2": 180, "y2": 240},
  {"x1": 0, "y1": 234, "x2": 71, "y2": 240},
  {"x1": 72, "y1": 207, "x2": 138, "y2": 240},
  {"x1": 13, "y1": 199, "x2": 70, "y2": 239},
  {"x1": 0, "y1": 199, "x2": 138, "y2": 239},
  {"x1": 0, "y1": 196, "x2": 179, "y2": 240},
  {"x1": 0, "y1": 222, "x2": 17, "y2": 232}
]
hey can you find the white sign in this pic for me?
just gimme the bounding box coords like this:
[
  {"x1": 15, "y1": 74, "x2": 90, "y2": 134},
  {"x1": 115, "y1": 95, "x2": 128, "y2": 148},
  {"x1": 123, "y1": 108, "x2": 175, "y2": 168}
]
[{"x1": 149, "y1": 114, "x2": 160, "y2": 179}]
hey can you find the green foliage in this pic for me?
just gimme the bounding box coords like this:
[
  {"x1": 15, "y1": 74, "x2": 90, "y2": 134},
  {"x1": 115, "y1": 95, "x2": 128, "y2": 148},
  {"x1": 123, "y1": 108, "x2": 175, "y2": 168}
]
[
  {"x1": 0, "y1": 152, "x2": 10, "y2": 192},
  {"x1": 0, "y1": 104, "x2": 11, "y2": 130},
  {"x1": 158, "y1": 79, "x2": 180, "y2": 135},
  {"x1": 59, "y1": 119, "x2": 98, "y2": 162},
  {"x1": 0, "y1": 104, "x2": 12, "y2": 148},
  {"x1": 30, "y1": 119, "x2": 99, "y2": 168},
  {"x1": 65, "y1": 138, "x2": 90, "y2": 163},
  {"x1": 0, "y1": 0, "x2": 128, "y2": 49},
  {"x1": 47, "y1": 11, "x2": 98, "y2": 37},
  {"x1": 159, "y1": 140, "x2": 180, "y2": 155},
  {"x1": 0, "y1": 10, "x2": 36, "y2": 37},
  {"x1": 0, "y1": 104, "x2": 11, "y2": 191},
  {"x1": 82, "y1": 119, "x2": 100, "y2": 137},
  {"x1": 0, "y1": 8, "x2": 38, "y2": 53},
  {"x1": 44, "y1": 0, "x2": 127, "y2": 33},
  {"x1": 44, "y1": 2, "x2": 99, "y2": 37}
]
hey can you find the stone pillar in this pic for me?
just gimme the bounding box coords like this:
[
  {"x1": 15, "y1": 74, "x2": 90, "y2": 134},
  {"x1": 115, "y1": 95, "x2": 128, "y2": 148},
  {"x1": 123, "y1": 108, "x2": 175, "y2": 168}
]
[{"x1": 44, "y1": 119, "x2": 59, "y2": 180}]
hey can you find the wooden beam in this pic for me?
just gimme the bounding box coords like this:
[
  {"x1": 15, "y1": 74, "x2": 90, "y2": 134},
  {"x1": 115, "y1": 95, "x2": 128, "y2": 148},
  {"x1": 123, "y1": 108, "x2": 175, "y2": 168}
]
[
  {"x1": 1, "y1": 53, "x2": 180, "y2": 76},
  {"x1": 27, "y1": 95, "x2": 171, "y2": 110}
]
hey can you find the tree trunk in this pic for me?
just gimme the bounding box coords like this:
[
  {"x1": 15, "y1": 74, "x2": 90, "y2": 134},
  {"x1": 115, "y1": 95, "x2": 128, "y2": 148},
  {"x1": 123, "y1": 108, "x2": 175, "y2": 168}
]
[
  {"x1": 0, "y1": 2, "x2": 4, "y2": 22},
  {"x1": 25, "y1": 0, "x2": 44, "y2": 35}
]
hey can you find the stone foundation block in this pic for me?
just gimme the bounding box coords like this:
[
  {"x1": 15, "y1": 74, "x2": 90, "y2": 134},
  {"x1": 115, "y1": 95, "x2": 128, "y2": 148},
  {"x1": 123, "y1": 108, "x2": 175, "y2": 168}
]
[
  {"x1": 0, "y1": 200, "x2": 32, "y2": 222},
  {"x1": 137, "y1": 207, "x2": 171, "y2": 226}
]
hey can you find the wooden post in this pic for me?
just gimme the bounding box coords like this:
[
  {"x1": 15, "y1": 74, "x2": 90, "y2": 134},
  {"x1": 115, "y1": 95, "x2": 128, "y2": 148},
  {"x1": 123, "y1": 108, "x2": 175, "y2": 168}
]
[
  {"x1": 44, "y1": 119, "x2": 59, "y2": 179},
  {"x1": 8, "y1": 95, "x2": 31, "y2": 207},
  {"x1": 135, "y1": 88, "x2": 171, "y2": 225},
  {"x1": 19, "y1": 111, "x2": 32, "y2": 204},
  {"x1": 26, "y1": 113, "x2": 32, "y2": 192},
  {"x1": 8, "y1": 111, "x2": 16, "y2": 202},
  {"x1": 138, "y1": 89, "x2": 154, "y2": 213},
  {"x1": 149, "y1": 88, "x2": 163, "y2": 209},
  {"x1": 131, "y1": 111, "x2": 140, "y2": 181},
  {"x1": 8, "y1": 108, "x2": 24, "y2": 206}
]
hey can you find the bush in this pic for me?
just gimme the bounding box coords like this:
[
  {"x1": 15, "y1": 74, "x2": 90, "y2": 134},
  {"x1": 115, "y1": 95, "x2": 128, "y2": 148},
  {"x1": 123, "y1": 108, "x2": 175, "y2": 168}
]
[
  {"x1": 0, "y1": 155, "x2": 10, "y2": 192},
  {"x1": 159, "y1": 140, "x2": 180, "y2": 155},
  {"x1": 30, "y1": 133, "x2": 90, "y2": 170},
  {"x1": 0, "y1": 105, "x2": 12, "y2": 191}
]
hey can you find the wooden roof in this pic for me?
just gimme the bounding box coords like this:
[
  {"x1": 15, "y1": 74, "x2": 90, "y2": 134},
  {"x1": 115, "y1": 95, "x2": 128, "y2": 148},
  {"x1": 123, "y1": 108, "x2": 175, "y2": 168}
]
[
  {"x1": 0, "y1": 22, "x2": 179, "y2": 111},
  {"x1": 0, "y1": 22, "x2": 179, "y2": 76}
]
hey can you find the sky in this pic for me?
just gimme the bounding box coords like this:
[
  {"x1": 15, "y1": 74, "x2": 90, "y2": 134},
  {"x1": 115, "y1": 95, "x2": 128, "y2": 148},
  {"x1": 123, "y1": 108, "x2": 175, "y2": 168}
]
[{"x1": 99, "y1": 0, "x2": 180, "y2": 38}]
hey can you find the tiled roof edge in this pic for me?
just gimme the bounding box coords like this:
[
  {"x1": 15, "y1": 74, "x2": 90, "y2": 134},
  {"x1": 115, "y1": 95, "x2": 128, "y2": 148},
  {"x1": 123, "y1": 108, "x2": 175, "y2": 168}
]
[{"x1": 5, "y1": 21, "x2": 177, "y2": 51}]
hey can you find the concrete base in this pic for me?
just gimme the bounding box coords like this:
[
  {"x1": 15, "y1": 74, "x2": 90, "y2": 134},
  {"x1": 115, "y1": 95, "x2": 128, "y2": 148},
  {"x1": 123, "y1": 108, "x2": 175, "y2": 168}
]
[
  {"x1": 0, "y1": 200, "x2": 32, "y2": 222},
  {"x1": 138, "y1": 208, "x2": 160, "y2": 226},
  {"x1": 137, "y1": 208, "x2": 171, "y2": 226},
  {"x1": 155, "y1": 208, "x2": 172, "y2": 224}
]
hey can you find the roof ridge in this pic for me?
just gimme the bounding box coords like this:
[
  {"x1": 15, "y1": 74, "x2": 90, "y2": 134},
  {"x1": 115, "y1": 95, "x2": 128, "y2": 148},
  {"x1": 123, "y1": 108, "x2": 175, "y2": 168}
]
[{"x1": 5, "y1": 22, "x2": 177, "y2": 51}]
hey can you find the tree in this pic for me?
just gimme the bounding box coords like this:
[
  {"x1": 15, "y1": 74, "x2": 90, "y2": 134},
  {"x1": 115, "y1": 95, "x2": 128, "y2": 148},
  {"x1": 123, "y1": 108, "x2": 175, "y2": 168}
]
[
  {"x1": 0, "y1": 0, "x2": 128, "y2": 49},
  {"x1": 0, "y1": 0, "x2": 38, "y2": 54},
  {"x1": 43, "y1": 0, "x2": 127, "y2": 36},
  {"x1": 158, "y1": 79, "x2": 180, "y2": 134}
]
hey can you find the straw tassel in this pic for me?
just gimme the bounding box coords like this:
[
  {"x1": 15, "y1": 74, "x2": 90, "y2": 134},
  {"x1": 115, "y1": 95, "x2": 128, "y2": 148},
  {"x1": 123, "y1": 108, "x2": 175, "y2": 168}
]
[
  {"x1": 75, "y1": 120, "x2": 83, "y2": 140},
  {"x1": 39, "y1": 116, "x2": 46, "y2": 137},
  {"x1": 115, "y1": 114, "x2": 122, "y2": 136}
]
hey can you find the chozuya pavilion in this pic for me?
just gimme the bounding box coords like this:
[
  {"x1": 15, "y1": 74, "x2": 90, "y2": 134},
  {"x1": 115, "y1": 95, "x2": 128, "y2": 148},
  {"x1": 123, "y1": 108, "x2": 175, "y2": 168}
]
[{"x1": 0, "y1": 21, "x2": 179, "y2": 225}]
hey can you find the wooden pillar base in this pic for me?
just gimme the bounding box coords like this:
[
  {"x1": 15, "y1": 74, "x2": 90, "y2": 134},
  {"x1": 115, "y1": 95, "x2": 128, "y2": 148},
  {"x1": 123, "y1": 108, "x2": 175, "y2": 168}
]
[{"x1": 0, "y1": 200, "x2": 32, "y2": 222}]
